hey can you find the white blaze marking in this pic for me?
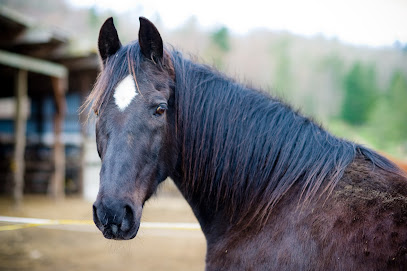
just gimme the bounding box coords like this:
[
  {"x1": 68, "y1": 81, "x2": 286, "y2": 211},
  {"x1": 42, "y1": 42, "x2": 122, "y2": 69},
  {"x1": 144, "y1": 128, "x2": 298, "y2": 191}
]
[{"x1": 113, "y1": 74, "x2": 138, "y2": 110}]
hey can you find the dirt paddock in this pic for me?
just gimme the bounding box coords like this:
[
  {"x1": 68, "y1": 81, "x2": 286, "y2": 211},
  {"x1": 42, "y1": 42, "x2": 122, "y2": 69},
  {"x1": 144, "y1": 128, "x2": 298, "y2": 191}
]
[{"x1": 0, "y1": 192, "x2": 206, "y2": 271}]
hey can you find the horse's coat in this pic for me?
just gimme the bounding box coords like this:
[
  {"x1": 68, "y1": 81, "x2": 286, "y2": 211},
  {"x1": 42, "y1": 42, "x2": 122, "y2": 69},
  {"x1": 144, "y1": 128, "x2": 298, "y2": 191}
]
[
  {"x1": 113, "y1": 74, "x2": 138, "y2": 110},
  {"x1": 86, "y1": 17, "x2": 407, "y2": 270}
]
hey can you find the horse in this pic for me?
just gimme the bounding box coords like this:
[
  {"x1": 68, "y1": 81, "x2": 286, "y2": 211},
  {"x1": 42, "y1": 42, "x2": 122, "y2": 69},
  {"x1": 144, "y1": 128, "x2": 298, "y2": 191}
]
[{"x1": 86, "y1": 17, "x2": 407, "y2": 270}]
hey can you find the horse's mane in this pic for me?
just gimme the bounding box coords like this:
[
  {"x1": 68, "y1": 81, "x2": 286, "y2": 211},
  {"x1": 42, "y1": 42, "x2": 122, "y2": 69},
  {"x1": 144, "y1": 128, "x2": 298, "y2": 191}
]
[
  {"x1": 84, "y1": 41, "x2": 404, "y2": 229},
  {"x1": 169, "y1": 49, "x2": 404, "y2": 228}
]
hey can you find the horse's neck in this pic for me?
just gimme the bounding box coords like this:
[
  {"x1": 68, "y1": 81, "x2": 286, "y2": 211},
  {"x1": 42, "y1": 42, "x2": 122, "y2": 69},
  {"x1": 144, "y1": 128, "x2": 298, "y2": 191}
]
[
  {"x1": 168, "y1": 60, "x2": 234, "y2": 236},
  {"x1": 170, "y1": 173, "x2": 231, "y2": 239}
]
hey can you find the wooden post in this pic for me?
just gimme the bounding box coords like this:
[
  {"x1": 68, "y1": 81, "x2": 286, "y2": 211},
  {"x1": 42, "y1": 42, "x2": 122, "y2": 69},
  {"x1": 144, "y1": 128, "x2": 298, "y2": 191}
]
[
  {"x1": 78, "y1": 74, "x2": 93, "y2": 196},
  {"x1": 48, "y1": 77, "x2": 66, "y2": 200},
  {"x1": 13, "y1": 69, "x2": 28, "y2": 208},
  {"x1": 0, "y1": 49, "x2": 68, "y2": 200}
]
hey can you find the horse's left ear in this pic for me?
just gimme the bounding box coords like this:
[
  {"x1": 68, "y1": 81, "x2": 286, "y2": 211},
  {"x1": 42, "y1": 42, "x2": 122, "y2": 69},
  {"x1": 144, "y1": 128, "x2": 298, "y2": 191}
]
[{"x1": 138, "y1": 17, "x2": 163, "y2": 63}]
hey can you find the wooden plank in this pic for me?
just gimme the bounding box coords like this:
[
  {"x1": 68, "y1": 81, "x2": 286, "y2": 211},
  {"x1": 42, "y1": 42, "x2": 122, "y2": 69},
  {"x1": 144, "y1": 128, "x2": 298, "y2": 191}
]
[
  {"x1": 0, "y1": 6, "x2": 34, "y2": 29},
  {"x1": 0, "y1": 97, "x2": 30, "y2": 119},
  {"x1": 0, "y1": 49, "x2": 67, "y2": 79},
  {"x1": 48, "y1": 77, "x2": 66, "y2": 200},
  {"x1": 13, "y1": 69, "x2": 28, "y2": 208}
]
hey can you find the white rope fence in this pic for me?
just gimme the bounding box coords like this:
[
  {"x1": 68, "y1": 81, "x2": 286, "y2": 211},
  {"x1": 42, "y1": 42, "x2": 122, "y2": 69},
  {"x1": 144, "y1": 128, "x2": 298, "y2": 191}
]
[{"x1": 0, "y1": 216, "x2": 201, "y2": 232}]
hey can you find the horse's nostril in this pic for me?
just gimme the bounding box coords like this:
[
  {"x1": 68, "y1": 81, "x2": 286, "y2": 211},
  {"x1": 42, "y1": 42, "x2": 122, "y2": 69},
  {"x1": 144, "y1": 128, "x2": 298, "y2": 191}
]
[
  {"x1": 93, "y1": 202, "x2": 108, "y2": 228},
  {"x1": 121, "y1": 205, "x2": 134, "y2": 232}
]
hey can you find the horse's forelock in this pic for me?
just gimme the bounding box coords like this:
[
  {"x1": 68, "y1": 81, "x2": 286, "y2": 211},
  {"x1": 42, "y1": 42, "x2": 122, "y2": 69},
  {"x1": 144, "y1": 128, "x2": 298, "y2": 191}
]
[{"x1": 81, "y1": 42, "x2": 143, "y2": 120}]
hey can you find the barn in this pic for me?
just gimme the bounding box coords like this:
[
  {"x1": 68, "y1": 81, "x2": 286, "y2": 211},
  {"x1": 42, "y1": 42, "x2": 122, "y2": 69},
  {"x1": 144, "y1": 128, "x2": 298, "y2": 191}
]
[{"x1": 0, "y1": 6, "x2": 99, "y2": 205}]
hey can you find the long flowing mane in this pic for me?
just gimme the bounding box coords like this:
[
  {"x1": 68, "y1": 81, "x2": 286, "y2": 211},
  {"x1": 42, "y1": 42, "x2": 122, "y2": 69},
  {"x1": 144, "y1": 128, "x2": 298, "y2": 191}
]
[
  {"x1": 85, "y1": 41, "x2": 404, "y2": 228},
  {"x1": 169, "y1": 49, "x2": 404, "y2": 227}
]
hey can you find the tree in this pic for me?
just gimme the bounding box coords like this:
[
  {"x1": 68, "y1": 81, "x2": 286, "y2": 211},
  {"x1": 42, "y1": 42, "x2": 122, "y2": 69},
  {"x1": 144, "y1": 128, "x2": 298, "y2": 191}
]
[
  {"x1": 211, "y1": 26, "x2": 230, "y2": 52},
  {"x1": 341, "y1": 62, "x2": 378, "y2": 125},
  {"x1": 207, "y1": 26, "x2": 230, "y2": 69},
  {"x1": 270, "y1": 37, "x2": 293, "y2": 98},
  {"x1": 366, "y1": 70, "x2": 407, "y2": 151},
  {"x1": 383, "y1": 71, "x2": 407, "y2": 142}
]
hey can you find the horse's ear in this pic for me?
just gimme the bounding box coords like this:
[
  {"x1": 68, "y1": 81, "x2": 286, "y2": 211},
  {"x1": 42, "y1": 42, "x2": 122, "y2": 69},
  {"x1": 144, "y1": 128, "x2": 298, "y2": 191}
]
[
  {"x1": 138, "y1": 17, "x2": 163, "y2": 63},
  {"x1": 98, "y1": 17, "x2": 122, "y2": 64}
]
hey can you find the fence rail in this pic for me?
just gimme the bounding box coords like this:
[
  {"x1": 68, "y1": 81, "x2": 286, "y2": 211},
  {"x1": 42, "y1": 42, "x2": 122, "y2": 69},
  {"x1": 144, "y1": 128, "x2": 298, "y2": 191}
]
[{"x1": 0, "y1": 216, "x2": 201, "y2": 232}]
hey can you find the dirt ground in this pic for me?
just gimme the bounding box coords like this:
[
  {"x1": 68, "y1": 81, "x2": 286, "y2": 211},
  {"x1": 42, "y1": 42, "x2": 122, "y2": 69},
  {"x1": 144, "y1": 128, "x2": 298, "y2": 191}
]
[{"x1": 0, "y1": 189, "x2": 206, "y2": 271}]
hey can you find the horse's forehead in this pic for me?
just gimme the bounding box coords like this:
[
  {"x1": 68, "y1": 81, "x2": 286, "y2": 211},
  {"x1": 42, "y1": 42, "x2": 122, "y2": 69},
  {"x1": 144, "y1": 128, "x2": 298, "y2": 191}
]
[{"x1": 113, "y1": 74, "x2": 138, "y2": 111}]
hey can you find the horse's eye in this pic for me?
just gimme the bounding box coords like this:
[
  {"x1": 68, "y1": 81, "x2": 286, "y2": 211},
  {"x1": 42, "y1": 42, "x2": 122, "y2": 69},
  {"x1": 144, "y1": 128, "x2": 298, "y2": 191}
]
[{"x1": 155, "y1": 103, "x2": 167, "y2": 115}]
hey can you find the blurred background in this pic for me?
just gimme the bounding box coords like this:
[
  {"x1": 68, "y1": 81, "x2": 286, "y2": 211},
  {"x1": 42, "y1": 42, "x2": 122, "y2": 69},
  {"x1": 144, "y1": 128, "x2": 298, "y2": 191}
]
[{"x1": 0, "y1": 0, "x2": 406, "y2": 270}]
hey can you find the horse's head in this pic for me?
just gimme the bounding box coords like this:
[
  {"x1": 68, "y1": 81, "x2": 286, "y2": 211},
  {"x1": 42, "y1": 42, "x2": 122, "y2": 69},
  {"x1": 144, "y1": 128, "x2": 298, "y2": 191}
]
[{"x1": 91, "y1": 17, "x2": 176, "y2": 240}]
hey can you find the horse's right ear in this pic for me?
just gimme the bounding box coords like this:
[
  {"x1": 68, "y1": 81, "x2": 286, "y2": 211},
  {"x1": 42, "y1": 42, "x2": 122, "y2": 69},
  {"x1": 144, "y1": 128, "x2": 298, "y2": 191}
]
[{"x1": 98, "y1": 17, "x2": 122, "y2": 65}]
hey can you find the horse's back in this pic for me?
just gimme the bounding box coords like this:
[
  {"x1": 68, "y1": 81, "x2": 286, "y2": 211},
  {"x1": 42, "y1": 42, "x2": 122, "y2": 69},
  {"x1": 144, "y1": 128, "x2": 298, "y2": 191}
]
[
  {"x1": 322, "y1": 156, "x2": 407, "y2": 270},
  {"x1": 205, "y1": 156, "x2": 407, "y2": 271}
]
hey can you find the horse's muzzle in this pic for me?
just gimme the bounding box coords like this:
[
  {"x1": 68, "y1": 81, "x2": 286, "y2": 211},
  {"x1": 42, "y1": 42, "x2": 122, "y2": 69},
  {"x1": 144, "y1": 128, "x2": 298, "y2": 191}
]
[{"x1": 92, "y1": 198, "x2": 140, "y2": 240}]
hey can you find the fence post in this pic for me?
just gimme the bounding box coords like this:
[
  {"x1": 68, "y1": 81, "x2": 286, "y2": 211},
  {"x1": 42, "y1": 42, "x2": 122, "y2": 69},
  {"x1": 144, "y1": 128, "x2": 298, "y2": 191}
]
[
  {"x1": 13, "y1": 69, "x2": 28, "y2": 208},
  {"x1": 48, "y1": 77, "x2": 66, "y2": 200}
]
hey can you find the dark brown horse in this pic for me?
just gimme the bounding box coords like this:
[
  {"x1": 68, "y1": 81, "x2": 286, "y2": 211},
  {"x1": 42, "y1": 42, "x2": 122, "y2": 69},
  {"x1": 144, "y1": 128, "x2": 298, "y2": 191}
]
[{"x1": 86, "y1": 17, "x2": 407, "y2": 270}]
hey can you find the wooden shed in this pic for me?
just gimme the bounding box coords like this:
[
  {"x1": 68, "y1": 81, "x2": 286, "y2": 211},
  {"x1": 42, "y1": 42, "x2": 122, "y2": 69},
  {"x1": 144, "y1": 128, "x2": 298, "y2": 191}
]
[{"x1": 0, "y1": 6, "x2": 99, "y2": 205}]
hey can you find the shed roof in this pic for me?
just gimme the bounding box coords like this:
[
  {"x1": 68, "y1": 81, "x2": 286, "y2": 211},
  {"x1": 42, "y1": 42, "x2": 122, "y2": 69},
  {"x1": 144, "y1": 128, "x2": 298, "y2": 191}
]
[{"x1": 0, "y1": 6, "x2": 68, "y2": 59}]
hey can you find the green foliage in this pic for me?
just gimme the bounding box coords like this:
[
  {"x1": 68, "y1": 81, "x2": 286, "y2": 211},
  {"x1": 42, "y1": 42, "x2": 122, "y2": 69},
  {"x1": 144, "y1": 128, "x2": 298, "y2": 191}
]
[
  {"x1": 367, "y1": 71, "x2": 407, "y2": 148},
  {"x1": 319, "y1": 53, "x2": 344, "y2": 85},
  {"x1": 341, "y1": 62, "x2": 378, "y2": 125},
  {"x1": 270, "y1": 38, "x2": 293, "y2": 97},
  {"x1": 211, "y1": 27, "x2": 230, "y2": 52},
  {"x1": 388, "y1": 71, "x2": 407, "y2": 116},
  {"x1": 206, "y1": 26, "x2": 230, "y2": 70}
]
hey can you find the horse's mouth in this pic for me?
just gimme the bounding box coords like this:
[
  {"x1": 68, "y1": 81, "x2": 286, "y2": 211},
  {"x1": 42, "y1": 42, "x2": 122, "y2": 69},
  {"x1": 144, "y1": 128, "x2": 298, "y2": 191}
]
[
  {"x1": 97, "y1": 221, "x2": 140, "y2": 240},
  {"x1": 92, "y1": 202, "x2": 141, "y2": 240}
]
